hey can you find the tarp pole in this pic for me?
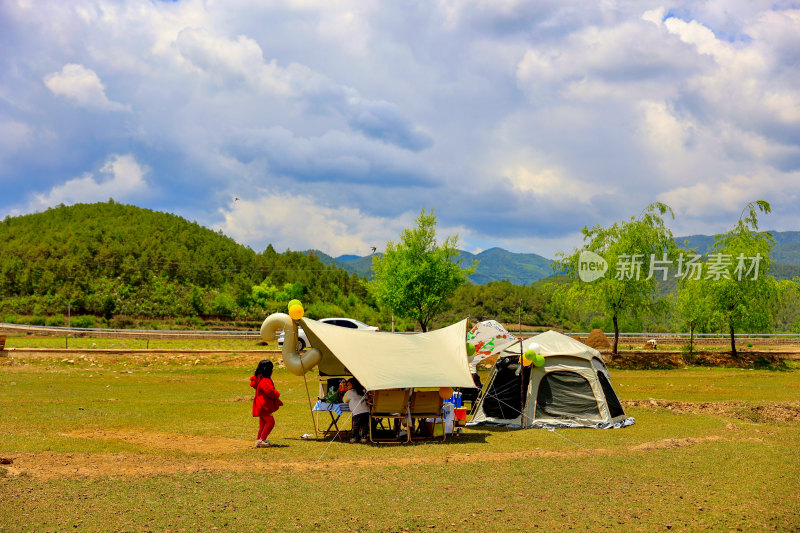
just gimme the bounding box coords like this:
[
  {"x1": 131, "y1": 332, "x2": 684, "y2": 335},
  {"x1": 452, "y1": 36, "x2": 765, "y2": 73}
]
[
  {"x1": 519, "y1": 308, "x2": 525, "y2": 428},
  {"x1": 301, "y1": 360, "x2": 318, "y2": 440},
  {"x1": 519, "y1": 334, "x2": 525, "y2": 427}
]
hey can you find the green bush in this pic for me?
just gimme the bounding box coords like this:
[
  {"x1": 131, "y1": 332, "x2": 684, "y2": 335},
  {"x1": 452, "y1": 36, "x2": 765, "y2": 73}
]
[
  {"x1": 29, "y1": 315, "x2": 47, "y2": 326},
  {"x1": 184, "y1": 316, "x2": 203, "y2": 328},
  {"x1": 45, "y1": 316, "x2": 65, "y2": 327},
  {"x1": 110, "y1": 315, "x2": 135, "y2": 329},
  {"x1": 211, "y1": 293, "x2": 236, "y2": 317},
  {"x1": 72, "y1": 315, "x2": 96, "y2": 328}
]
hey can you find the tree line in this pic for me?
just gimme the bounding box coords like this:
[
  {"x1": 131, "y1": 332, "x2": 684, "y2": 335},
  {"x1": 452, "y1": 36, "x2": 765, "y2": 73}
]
[{"x1": 1, "y1": 201, "x2": 799, "y2": 351}]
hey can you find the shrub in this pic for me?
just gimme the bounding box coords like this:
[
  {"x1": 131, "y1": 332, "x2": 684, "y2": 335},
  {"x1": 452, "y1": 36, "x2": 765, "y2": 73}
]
[
  {"x1": 211, "y1": 293, "x2": 236, "y2": 317},
  {"x1": 184, "y1": 316, "x2": 203, "y2": 328},
  {"x1": 29, "y1": 315, "x2": 47, "y2": 326},
  {"x1": 45, "y1": 316, "x2": 65, "y2": 327},
  {"x1": 110, "y1": 316, "x2": 135, "y2": 329},
  {"x1": 72, "y1": 315, "x2": 96, "y2": 328}
]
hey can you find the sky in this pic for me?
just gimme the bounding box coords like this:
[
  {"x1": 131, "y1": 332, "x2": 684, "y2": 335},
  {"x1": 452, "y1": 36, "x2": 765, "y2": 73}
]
[{"x1": 1, "y1": 1, "x2": 799, "y2": 259}]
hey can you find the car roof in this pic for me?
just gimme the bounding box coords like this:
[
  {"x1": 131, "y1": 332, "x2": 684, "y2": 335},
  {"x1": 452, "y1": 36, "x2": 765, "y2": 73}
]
[{"x1": 320, "y1": 317, "x2": 370, "y2": 326}]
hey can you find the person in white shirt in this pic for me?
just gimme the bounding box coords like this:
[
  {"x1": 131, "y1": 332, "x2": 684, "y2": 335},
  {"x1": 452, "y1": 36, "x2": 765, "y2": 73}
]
[{"x1": 343, "y1": 378, "x2": 369, "y2": 443}]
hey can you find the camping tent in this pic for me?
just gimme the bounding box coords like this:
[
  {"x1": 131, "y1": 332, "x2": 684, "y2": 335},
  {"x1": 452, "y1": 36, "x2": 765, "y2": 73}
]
[
  {"x1": 300, "y1": 317, "x2": 475, "y2": 390},
  {"x1": 470, "y1": 330, "x2": 634, "y2": 429}
]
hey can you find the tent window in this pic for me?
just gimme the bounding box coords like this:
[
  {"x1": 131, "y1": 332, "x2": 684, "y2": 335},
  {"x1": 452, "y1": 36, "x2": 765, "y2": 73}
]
[
  {"x1": 597, "y1": 372, "x2": 625, "y2": 418},
  {"x1": 535, "y1": 371, "x2": 600, "y2": 421}
]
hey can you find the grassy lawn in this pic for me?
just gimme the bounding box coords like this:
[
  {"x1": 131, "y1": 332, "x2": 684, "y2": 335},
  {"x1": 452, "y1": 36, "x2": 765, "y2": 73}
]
[
  {"x1": 1, "y1": 354, "x2": 798, "y2": 532},
  {"x1": 4, "y1": 334, "x2": 269, "y2": 351}
]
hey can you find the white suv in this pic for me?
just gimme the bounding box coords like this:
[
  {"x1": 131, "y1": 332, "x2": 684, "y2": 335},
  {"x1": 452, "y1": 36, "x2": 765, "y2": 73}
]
[{"x1": 277, "y1": 317, "x2": 379, "y2": 350}]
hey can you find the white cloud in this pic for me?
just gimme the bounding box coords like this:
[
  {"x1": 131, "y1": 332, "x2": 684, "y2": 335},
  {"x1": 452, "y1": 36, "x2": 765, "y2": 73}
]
[
  {"x1": 4, "y1": 1, "x2": 800, "y2": 256},
  {"x1": 503, "y1": 164, "x2": 602, "y2": 204},
  {"x1": 215, "y1": 193, "x2": 416, "y2": 256},
  {"x1": 175, "y1": 29, "x2": 294, "y2": 96},
  {"x1": 657, "y1": 171, "x2": 798, "y2": 218},
  {"x1": 43, "y1": 64, "x2": 130, "y2": 111},
  {"x1": 31, "y1": 154, "x2": 150, "y2": 209}
]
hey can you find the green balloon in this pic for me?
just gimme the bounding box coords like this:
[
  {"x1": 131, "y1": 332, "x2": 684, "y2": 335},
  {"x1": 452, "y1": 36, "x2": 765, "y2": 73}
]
[
  {"x1": 533, "y1": 353, "x2": 546, "y2": 367},
  {"x1": 524, "y1": 349, "x2": 537, "y2": 360},
  {"x1": 287, "y1": 299, "x2": 302, "y2": 310},
  {"x1": 466, "y1": 343, "x2": 476, "y2": 356}
]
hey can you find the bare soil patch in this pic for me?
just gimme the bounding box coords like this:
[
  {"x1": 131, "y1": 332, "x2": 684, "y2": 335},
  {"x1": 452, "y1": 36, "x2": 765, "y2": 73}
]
[
  {"x1": 625, "y1": 399, "x2": 800, "y2": 423},
  {"x1": 608, "y1": 351, "x2": 791, "y2": 369},
  {"x1": 62, "y1": 429, "x2": 249, "y2": 454},
  {"x1": 0, "y1": 428, "x2": 770, "y2": 481}
]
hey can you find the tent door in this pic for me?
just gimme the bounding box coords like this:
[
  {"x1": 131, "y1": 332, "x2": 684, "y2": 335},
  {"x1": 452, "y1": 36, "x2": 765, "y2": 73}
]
[{"x1": 480, "y1": 358, "x2": 531, "y2": 420}]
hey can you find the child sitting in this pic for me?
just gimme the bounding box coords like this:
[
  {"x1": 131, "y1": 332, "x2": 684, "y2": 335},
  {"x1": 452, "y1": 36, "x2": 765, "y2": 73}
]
[{"x1": 342, "y1": 378, "x2": 369, "y2": 443}]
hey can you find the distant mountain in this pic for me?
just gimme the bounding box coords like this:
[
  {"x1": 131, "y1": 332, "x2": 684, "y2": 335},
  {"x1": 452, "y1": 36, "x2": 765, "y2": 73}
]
[
  {"x1": 311, "y1": 247, "x2": 555, "y2": 285},
  {"x1": 676, "y1": 231, "x2": 800, "y2": 280},
  {"x1": 310, "y1": 229, "x2": 800, "y2": 286},
  {"x1": 455, "y1": 247, "x2": 555, "y2": 285},
  {"x1": 676, "y1": 231, "x2": 800, "y2": 265}
]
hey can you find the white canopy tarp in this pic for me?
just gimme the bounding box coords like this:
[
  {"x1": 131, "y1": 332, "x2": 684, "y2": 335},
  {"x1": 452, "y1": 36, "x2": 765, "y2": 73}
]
[{"x1": 300, "y1": 318, "x2": 475, "y2": 390}]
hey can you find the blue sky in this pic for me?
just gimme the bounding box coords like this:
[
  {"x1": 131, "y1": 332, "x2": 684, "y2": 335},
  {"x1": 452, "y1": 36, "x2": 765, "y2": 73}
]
[{"x1": 2, "y1": 1, "x2": 799, "y2": 259}]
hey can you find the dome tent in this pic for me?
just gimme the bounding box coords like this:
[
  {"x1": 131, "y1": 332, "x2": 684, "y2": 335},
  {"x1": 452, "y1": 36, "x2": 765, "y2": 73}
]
[{"x1": 470, "y1": 330, "x2": 634, "y2": 429}]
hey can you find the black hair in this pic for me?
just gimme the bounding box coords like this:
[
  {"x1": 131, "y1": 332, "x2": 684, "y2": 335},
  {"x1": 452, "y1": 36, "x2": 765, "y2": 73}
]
[
  {"x1": 347, "y1": 377, "x2": 365, "y2": 395},
  {"x1": 255, "y1": 359, "x2": 274, "y2": 378}
]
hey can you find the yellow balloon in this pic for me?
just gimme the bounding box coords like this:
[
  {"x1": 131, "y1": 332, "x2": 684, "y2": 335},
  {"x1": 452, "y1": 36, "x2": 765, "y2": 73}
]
[
  {"x1": 438, "y1": 387, "x2": 454, "y2": 399},
  {"x1": 288, "y1": 305, "x2": 304, "y2": 320},
  {"x1": 522, "y1": 349, "x2": 537, "y2": 367}
]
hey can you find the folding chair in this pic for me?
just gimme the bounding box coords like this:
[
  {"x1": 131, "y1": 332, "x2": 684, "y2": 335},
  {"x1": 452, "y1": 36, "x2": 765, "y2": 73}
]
[
  {"x1": 408, "y1": 390, "x2": 445, "y2": 442},
  {"x1": 369, "y1": 389, "x2": 410, "y2": 443}
]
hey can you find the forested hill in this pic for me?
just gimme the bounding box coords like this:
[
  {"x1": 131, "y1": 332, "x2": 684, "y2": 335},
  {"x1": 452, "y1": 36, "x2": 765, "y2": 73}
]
[{"x1": 0, "y1": 201, "x2": 370, "y2": 324}]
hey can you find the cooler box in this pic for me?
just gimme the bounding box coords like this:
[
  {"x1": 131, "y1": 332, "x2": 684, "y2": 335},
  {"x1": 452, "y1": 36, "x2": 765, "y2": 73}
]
[
  {"x1": 443, "y1": 391, "x2": 462, "y2": 408},
  {"x1": 454, "y1": 407, "x2": 467, "y2": 427}
]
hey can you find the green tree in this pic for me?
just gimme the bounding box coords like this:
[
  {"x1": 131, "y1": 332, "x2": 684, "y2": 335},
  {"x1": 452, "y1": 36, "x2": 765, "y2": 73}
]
[
  {"x1": 557, "y1": 202, "x2": 677, "y2": 354},
  {"x1": 705, "y1": 201, "x2": 778, "y2": 357},
  {"x1": 370, "y1": 208, "x2": 475, "y2": 332},
  {"x1": 675, "y1": 275, "x2": 711, "y2": 356}
]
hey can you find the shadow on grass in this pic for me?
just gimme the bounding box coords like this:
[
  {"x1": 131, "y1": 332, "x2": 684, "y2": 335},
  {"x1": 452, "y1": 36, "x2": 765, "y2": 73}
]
[{"x1": 287, "y1": 430, "x2": 493, "y2": 445}]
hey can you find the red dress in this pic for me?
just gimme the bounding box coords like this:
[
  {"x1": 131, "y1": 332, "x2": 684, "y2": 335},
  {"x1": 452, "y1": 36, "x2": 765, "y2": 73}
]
[{"x1": 250, "y1": 375, "x2": 283, "y2": 440}]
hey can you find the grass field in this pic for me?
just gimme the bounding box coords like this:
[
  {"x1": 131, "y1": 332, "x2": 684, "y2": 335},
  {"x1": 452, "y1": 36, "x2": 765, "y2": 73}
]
[{"x1": 1, "y1": 351, "x2": 799, "y2": 532}]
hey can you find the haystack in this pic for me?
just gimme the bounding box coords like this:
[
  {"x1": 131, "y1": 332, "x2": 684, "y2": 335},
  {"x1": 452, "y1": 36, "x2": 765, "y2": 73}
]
[{"x1": 585, "y1": 328, "x2": 611, "y2": 350}]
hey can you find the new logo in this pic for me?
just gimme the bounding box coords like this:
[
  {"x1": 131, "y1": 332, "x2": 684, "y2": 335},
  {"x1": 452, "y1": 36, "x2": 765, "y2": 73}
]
[{"x1": 578, "y1": 251, "x2": 608, "y2": 282}]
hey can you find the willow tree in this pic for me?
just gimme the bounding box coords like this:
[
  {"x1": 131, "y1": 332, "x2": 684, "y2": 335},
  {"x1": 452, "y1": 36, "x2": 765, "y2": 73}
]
[
  {"x1": 705, "y1": 201, "x2": 778, "y2": 357},
  {"x1": 675, "y1": 274, "x2": 711, "y2": 356},
  {"x1": 557, "y1": 202, "x2": 677, "y2": 355},
  {"x1": 370, "y1": 208, "x2": 475, "y2": 332}
]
